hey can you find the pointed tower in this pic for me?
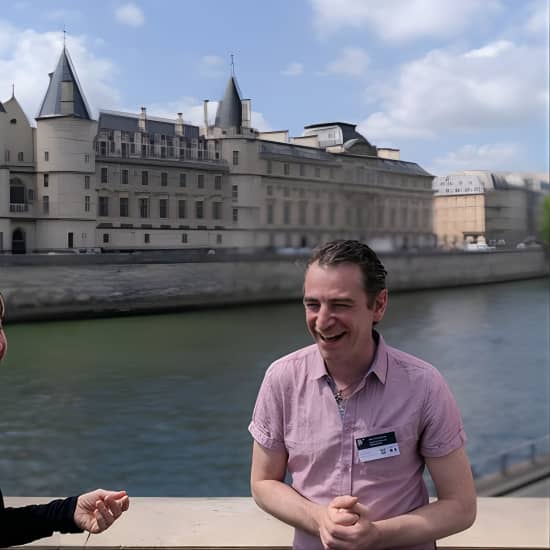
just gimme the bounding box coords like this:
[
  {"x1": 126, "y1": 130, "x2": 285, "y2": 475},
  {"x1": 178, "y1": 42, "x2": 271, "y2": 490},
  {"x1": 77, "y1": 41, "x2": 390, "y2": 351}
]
[
  {"x1": 34, "y1": 45, "x2": 97, "y2": 252},
  {"x1": 215, "y1": 76, "x2": 243, "y2": 131}
]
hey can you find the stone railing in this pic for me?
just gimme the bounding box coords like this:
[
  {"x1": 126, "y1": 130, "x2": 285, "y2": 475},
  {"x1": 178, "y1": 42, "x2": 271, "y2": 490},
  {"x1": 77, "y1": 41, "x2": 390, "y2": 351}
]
[{"x1": 6, "y1": 497, "x2": 548, "y2": 549}]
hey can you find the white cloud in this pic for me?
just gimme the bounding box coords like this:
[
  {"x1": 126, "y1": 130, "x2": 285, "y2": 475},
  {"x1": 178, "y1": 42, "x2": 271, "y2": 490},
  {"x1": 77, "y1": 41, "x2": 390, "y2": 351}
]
[
  {"x1": 325, "y1": 47, "x2": 368, "y2": 77},
  {"x1": 0, "y1": 22, "x2": 121, "y2": 120},
  {"x1": 141, "y1": 98, "x2": 271, "y2": 132},
  {"x1": 431, "y1": 143, "x2": 523, "y2": 174},
  {"x1": 525, "y1": 0, "x2": 549, "y2": 34},
  {"x1": 199, "y1": 55, "x2": 226, "y2": 78},
  {"x1": 358, "y1": 40, "x2": 549, "y2": 144},
  {"x1": 310, "y1": 0, "x2": 502, "y2": 41},
  {"x1": 115, "y1": 3, "x2": 145, "y2": 27},
  {"x1": 281, "y1": 62, "x2": 304, "y2": 76}
]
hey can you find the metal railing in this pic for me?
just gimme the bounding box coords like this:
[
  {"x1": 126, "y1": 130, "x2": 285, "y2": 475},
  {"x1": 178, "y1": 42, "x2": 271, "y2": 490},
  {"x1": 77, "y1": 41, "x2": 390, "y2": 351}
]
[
  {"x1": 471, "y1": 434, "x2": 550, "y2": 479},
  {"x1": 96, "y1": 144, "x2": 223, "y2": 163},
  {"x1": 9, "y1": 203, "x2": 29, "y2": 213}
]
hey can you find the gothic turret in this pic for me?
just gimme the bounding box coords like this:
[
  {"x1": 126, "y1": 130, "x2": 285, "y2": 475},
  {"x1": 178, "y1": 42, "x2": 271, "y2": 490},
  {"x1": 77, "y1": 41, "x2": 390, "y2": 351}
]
[{"x1": 37, "y1": 46, "x2": 92, "y2": 120}]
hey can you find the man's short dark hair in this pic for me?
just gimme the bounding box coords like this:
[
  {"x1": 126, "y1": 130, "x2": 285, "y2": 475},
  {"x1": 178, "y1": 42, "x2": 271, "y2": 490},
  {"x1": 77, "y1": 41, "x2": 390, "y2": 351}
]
[{"x1": 308, "y1": 240, "x2": 387, "y2": 306}]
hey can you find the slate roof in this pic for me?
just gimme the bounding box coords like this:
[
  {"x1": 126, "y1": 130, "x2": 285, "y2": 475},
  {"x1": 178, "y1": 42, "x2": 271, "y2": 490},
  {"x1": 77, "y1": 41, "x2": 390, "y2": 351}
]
[
  {"x1": 98, "y1": 110, "x2": 200, "y2": 139},
  {"x1": 0, "y1": 101, "x2": 5, "y2": 113},
  {"x1": 304, "y1": 122, "x2": 373, "y2": 147},
  {"x1": 37, "y1": 47, "x2": 92, "y2": 120},
  {"x1": 214, "y1": 76, "x2": 243, "y2": 129}
]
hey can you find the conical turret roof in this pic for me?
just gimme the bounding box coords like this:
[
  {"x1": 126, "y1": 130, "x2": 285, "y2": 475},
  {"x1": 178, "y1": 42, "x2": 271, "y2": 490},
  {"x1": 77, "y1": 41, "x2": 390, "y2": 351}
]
[
  {"x1": 37, "y1": 46, "x2": 92, "y2": 120},
  {"x1": 0, "y1": 101, "x2": 5, "y2": 113},
  {"x1": 214, "y1": 76, "x2": 242, "y2": 130}
]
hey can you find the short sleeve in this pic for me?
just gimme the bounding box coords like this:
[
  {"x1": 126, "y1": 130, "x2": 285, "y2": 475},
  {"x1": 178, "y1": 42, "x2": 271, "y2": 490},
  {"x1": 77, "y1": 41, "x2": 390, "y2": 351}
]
[
  {"x1": 248, "y1": 365, "x2": 286, "y2": 451},
  {"x1": 419, "y1": 369, "x2": 467, "y2": 458}
]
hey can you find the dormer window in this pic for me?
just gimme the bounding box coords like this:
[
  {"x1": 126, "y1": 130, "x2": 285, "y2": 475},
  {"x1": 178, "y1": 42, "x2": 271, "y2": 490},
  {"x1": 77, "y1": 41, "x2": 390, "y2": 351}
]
[{"x1": 10, "y1": 118, "x2": 16, "y2": 124}]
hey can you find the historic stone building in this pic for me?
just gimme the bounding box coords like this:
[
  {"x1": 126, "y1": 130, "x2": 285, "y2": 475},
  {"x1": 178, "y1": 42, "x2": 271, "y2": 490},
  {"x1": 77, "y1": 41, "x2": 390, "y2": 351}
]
[
  {"x1": 0, "y1": 46, "x2": 435, "y2": 253},
  {"x1": 433, "y1": 171, "x2": 549, "y2": 248}
]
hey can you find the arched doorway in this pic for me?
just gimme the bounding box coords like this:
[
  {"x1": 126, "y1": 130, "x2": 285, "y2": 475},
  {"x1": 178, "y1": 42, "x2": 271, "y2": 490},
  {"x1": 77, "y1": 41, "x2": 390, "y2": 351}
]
[{"x1": 12, "y1": 228, "x2": 26, "y2": 254}]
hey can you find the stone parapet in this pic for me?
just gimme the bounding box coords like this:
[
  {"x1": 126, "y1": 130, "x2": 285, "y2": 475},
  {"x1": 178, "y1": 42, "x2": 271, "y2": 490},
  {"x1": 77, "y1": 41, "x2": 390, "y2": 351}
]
[{"x1": 5, "y1": 496, "x2": 548, "y2": 549}]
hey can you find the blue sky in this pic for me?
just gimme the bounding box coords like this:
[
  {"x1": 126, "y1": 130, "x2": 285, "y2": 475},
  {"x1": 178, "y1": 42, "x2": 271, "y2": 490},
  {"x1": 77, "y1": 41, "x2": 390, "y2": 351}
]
[{"x1": 1, "y1": 0, "x2": 548, "y2": 176}]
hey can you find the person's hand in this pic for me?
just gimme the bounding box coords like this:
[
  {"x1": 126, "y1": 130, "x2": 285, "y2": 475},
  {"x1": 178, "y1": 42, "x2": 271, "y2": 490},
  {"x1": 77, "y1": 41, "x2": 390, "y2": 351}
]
[
  {"x1": 319, "y1": 496, "x2": 379, "y2": 550},
  {"x1": 73, "y1": 489, "x2": 130, "y2": 534}
]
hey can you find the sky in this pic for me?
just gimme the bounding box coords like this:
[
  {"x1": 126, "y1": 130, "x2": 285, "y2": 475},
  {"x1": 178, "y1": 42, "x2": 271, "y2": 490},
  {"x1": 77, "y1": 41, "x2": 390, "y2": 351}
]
[{"x1": 0, "y1": 0, "x2": 548, "y2": 176}]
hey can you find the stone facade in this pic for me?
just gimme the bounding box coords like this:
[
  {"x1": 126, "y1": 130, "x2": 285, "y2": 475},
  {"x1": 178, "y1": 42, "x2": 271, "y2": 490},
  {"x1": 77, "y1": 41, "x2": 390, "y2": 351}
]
[{"x1": 0, "y1": 46, "x2": 435, "y2": 254}]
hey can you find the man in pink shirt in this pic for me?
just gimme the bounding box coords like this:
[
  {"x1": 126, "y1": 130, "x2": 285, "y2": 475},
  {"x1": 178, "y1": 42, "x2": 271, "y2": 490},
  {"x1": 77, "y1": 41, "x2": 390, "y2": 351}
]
[{"x1": 249, "y1": 240, "x2": 476, "y2": 549}]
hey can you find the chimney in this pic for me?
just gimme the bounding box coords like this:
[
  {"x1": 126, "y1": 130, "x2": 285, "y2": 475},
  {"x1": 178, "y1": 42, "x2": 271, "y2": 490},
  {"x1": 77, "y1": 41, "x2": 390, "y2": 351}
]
[
  {"x1": 138, "y1": 107, "x2": 147, "y2": 132},
  {"x1": 241, "y1": 99, "x2": 251, "y2": 129},
  {"x1": 175, "y1": 112, "x2": 184, "y2": 136},
  {"x1": 203, "y1": 100, "x2": 209, "y2": 135}
]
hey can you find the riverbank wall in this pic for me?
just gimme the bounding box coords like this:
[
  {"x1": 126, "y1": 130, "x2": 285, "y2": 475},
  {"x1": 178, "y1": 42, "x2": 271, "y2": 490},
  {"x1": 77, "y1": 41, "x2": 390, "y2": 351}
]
[{"x1": 1, "y1": 248, "x2": 548, "y2": 322}]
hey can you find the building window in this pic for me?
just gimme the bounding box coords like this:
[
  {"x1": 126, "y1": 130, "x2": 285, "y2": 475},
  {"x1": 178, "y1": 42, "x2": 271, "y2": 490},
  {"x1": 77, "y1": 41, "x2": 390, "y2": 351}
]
[
  {"x1": 44, "y1": 173, "x2": 49, "y2": 187},
  {"x1": 232, "y1": 184, "x2": 238, "y2": 200},
  {"x1": 283, "y1": 187, "x2": 290, "y2": 198},
  {"x1": 216, "y1": 233, "x2": 222, "y2": 244},
  {"x1": 121, "y1": 169, "x2": 128, "y2": 185},
  {"x1": 43, "y1": 195, "x2": 49, "y2": 215},
  {"x1": 266, "y1": 160, "x2": 272, "y2": 174},
  {"x1": 98, "y1": 196, "x2": 109, "y2": 217},
  {"x1": 85, "y1": 153, "x2": 90, "y2": 163},
  {"x1": 329, "y1": 167, "x2": 335, "y2": 179},
  {"x1": 85, "y1": 196, "x2": 90, "y2": 212},
  {"x1": 161, "y1": 172, "x2": 168, "y2": 186},
  {"x1": 139, "y1": 198, "x2": 149, "y2": 218},
  {"x1": 284, "y1": 163, "x2": 290, "y2": 175},
  {"x1": 103, "y1": 233, "x2": 109, "y2": 244},
  {"x1": 212, "y1": 201, "x2": 222, "y2": 220},
  {"x1": 233, "y1": 207, "x2": 238, "y2": 223},
  {"x1": 5, "y1": 151, "x2": 10, "y2": 162},
  {"x1": 120, "y1": 197, "x2": 129, "y2": 217},
  {"x1": 101, "y1": 167, "x2": 108, "y2": 183},
  {"x1": 267, "y1": 185, "x2": 273, "y2": 196},
  {"x1": 28, "y1": 189, "x2": 34, "y2": 201},
  {"x1": 17, "y1": 152, "x2": 24, "y2": 161},
  {"x1": 44, "y1": 151, "x2": 49, "y2": 161},
  {"x1": 142, "y1": 171, "x2": 149, "y2": 185},
  {"x1": 300, "y1": 164, "x2": 305, "y2": 177},
  {"x1": 144, "y1": 233, "x2": 150, "y2": 244},
  {"x1": 179, "y1": 173, "x2": 187, "y2": 187},
  {"x1": 283, "y1": 201, "x2": 291, "y2": 225},
  {"x1": 195, "y1": 200, "x2": 204, "y2": 219},
  {"x1": 178, "y1": 199, "x2": 187, "y2": 218},
  {"x1": 214, "y1": 175, "x2": 222, "y2": 190},
  {"x1": 232, "y1": 150, "x2": 239, "y2": 165},
  {"x1": 315, "y1": 166, "x2": 321, "y2": 178},
  {"x1": 267, "y1": 203, "x2": 274, "y2": 225},
  {"x1": 84, "y1": 175, "x2": 90, "y2": 189},
  {"x1": 181, "y1": 233, "x2": 188, "y2": 243},
  {"x1": 299, "y1": 201, "x2": 307, "y2": 225},
  {"x1": 329, "y1": 203, "x2": 336, "y2": 226},
  {"x1": 197, "y1": 174, "x2": 205, "y2": 189},
  {"x1": 314, "y1": 203, "x2": 321, "y2": 225},
  {"x1": 159, "y1": 198, "x2": 168, "y2": 218}
]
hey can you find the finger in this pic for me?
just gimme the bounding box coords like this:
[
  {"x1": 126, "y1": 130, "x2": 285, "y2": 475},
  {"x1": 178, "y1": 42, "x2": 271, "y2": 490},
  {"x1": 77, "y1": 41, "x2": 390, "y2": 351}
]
[
  {"x1": 118, "y1": 495, "x2": 130, "y2": 511},
  {"x1": 331, "y1": 508, "x2": 359, "y2": 526},
  {"x1": 329, "y1": 495, "x2": 358, "y2": 510},
  {"x1": 350, "y1": 501, "x2": 370, "y2": 517},
  {"x1": 104, "y1": 496, "x2": 123, "y2": 519},
  {"x1": 93, "y1": 509, "x2": 108, "y2": 534},
  {"x1": 96, "y1": 499, "x2": 115, "y2": 529}
]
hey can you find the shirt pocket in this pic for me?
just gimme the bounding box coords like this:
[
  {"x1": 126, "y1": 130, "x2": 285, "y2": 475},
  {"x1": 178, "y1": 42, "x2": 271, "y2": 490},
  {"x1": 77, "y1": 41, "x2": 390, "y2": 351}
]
[{"x1": 356, "y1": 421, "x2": 420, "y2": 480}]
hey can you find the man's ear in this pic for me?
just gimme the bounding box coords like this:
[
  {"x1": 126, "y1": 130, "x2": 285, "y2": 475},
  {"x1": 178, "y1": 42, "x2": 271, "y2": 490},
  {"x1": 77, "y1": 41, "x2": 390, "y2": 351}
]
[{"x1": 373, "y1": 289, "x2": 388, "y2": 322}]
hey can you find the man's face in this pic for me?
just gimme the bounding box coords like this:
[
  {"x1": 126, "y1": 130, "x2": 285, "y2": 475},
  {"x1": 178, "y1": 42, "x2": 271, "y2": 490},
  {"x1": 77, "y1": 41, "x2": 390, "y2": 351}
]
[{"x1": 303, "y1": 261, "x2": 387, "y2": 367}]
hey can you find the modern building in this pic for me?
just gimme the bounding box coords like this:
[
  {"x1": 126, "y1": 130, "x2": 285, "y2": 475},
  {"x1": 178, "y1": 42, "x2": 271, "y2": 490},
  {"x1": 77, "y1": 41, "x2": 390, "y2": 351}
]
[
  {"x1": 1, "y1": 46, "x2": 435, "y2": 254},
  {"x1": 433, "y1": 171, "x2": 549, "y2": 248}
]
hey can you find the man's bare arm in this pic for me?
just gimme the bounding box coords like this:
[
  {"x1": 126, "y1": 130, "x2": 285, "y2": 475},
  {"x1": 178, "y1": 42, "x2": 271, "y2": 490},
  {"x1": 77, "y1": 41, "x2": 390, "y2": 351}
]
[{"x1": 250, "y1": 441, "x2": 358, "y2": 538}]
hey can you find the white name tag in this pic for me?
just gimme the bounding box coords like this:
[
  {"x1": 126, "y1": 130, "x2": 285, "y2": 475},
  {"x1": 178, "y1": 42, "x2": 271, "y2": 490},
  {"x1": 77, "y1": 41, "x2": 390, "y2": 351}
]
[{"x1": 356, "y1": 432, "x2": 400, "y2": 463}]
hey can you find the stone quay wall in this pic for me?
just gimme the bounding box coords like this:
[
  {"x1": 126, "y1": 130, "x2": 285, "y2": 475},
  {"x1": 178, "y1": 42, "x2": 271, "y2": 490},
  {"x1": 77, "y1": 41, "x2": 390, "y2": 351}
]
[{"x1": 0, "y1": 248, "x2": 547, "y2": 322}]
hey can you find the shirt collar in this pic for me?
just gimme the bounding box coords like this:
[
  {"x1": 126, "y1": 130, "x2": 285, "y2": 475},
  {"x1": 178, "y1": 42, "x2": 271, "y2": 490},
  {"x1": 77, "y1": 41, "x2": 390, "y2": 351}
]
[{"x1": 309, "y1": 329, "x2": 389, "y2": 385}]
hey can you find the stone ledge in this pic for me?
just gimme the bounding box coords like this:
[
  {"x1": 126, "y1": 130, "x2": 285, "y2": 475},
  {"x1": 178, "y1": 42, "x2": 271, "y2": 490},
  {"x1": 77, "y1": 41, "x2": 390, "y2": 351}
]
[{"x1": 4, "y1": 496, "x2": 549, "y2": 549}]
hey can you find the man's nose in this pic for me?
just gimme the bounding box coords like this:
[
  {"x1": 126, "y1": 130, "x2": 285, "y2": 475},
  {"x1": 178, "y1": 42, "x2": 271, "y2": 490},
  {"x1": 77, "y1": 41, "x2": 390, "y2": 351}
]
[{"x1": 316, "y1": 304, "x2": 333, "y2": 330}]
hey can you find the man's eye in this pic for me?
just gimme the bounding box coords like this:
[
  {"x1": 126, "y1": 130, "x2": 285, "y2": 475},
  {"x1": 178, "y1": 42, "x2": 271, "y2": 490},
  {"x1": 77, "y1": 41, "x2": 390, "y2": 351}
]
[{"x1": 305, "y1": 303, "x2": 319, "y2": 311}]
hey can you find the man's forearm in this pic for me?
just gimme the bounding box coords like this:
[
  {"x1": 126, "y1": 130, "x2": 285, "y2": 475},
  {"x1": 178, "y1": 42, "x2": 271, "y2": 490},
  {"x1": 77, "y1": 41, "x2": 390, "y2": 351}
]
[
  {"x1": 252, "y1": 479, "x2": 323, "y2": 536},
  {"x1": 371, "y1": 498, "x2": 476, "y2": 549}
]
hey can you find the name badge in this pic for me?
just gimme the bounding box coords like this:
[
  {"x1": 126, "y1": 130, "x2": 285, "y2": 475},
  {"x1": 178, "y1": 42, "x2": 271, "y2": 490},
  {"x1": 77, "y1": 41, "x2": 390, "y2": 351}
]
[{"x1": 356, "y1": 431, "x2": 400, "y2": 462}]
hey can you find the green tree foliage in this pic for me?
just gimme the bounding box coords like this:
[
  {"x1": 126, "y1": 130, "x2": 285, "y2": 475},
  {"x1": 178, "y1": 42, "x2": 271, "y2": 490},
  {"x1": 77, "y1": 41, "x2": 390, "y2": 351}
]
[{"x1": 541, "y1": 195, "x2": 550, "y2": 246}]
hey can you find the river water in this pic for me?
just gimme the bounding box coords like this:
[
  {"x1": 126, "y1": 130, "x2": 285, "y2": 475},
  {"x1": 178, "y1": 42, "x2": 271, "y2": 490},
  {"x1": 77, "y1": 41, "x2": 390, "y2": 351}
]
[{"x1": 1, "y1": 278, "x2": 548, "y2": 496}]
